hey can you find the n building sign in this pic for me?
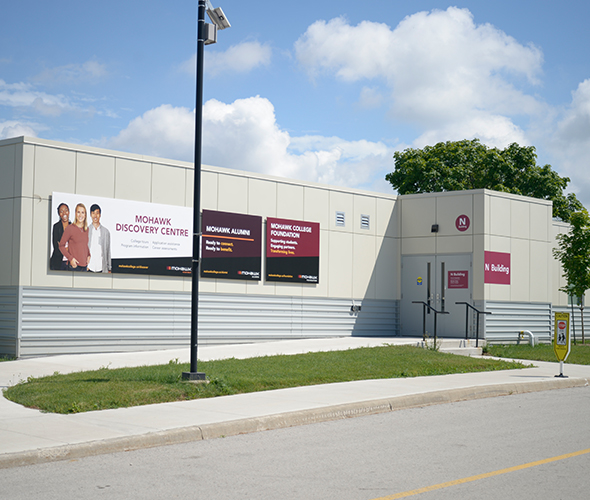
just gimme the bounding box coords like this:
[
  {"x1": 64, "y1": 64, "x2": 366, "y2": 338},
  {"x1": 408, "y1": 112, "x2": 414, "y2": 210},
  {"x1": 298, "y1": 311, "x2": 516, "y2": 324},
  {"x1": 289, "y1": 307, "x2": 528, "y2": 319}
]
[
  {"x1": 455, "y1": 214, "x2": 470, "y2": 232},
  {"x1": 484, "y1": 251, "x2": 510, "y2": 285}
]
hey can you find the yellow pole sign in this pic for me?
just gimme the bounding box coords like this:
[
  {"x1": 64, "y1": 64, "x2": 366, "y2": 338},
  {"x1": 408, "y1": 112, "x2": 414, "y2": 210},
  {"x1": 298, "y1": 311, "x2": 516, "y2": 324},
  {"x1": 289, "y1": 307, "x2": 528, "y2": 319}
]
[{"x1": 553, "y1": 312, "x2": 571, "y2": 378}]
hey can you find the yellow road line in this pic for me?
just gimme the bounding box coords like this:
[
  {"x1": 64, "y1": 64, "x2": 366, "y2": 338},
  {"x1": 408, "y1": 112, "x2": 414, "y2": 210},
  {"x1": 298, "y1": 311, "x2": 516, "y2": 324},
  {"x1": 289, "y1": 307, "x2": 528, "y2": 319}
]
[{"x1": 373, "y1": 448, "x2": 590, "y2": 500}]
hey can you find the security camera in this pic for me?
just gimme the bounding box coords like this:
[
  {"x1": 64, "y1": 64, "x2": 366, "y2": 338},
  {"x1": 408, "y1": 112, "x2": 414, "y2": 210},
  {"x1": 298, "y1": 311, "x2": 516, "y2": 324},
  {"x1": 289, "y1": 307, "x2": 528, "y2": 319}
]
[{"x1": 207, "y1": 7, "x2": 231, "y2": 30}]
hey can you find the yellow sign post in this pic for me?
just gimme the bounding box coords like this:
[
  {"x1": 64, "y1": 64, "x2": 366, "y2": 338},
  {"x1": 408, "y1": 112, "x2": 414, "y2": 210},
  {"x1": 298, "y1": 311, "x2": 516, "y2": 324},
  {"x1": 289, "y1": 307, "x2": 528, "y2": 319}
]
[{"x1": 553, "y1": 312, "x2": 571, "y2": 378}]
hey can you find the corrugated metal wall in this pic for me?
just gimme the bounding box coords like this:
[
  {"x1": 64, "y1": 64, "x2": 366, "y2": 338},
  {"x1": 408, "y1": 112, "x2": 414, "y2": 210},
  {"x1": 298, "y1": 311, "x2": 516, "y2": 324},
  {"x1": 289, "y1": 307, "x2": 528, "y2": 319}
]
[
  {"x1": 0, "y1": 287, "x2": 19, "y2": 358},
  {"x1": 482, "y1": 301, "x2": 552, "y2": 343},
  {"x1": 16, "y1": 287, "x2": 399, "y2": 357}
]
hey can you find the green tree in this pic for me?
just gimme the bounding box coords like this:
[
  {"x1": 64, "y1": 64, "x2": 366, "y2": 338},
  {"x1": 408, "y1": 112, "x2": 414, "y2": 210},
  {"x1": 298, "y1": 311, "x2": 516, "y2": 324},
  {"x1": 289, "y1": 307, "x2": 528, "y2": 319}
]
[
  {"x1": 386, "y1": 139, "x2": 583, "y2": 222},
  {"x1": 553, "y1": 210, "x2": 590, "y2": 343}
]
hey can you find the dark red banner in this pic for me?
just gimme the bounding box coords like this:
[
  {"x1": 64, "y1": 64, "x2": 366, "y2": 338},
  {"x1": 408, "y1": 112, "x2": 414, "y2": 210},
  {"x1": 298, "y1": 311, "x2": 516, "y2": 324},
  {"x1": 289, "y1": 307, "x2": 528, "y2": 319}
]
[
  {"x1": 448, "y1": 270, "x2": 468, "y2": 289},
  {"x1": 201, "y1": 210, "x2": 262, "y2": 280},
  {"x1": 484, "y1": 251, "x2": 510, "y2": 285},
  {"x1": 266, "y1": 217, "x2": 320, "y2": 283}
]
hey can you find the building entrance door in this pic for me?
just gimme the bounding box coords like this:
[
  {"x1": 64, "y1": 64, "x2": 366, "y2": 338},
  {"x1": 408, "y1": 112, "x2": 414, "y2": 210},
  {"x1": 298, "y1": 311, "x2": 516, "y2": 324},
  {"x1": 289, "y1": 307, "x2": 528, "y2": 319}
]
[{"x1": 401, "y1": 254, "x2": 472, "y2": 338}]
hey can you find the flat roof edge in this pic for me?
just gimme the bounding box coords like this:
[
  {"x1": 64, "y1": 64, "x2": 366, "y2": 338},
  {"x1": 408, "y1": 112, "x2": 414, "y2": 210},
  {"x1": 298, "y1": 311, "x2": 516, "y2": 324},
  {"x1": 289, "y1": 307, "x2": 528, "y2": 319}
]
[
  {"x1": 399, "y1": 188, "x2": 553, "y2": 206},
  {"x1": 0, "y1": 136, "x2": 398, "y2": 200}
]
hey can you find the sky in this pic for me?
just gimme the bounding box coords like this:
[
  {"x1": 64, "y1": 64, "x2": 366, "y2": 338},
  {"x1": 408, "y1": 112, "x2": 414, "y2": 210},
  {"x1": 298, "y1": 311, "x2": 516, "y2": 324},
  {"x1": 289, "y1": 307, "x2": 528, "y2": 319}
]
[{"x1": 1, "y1": 1, "x2": 589, "y2": 205}]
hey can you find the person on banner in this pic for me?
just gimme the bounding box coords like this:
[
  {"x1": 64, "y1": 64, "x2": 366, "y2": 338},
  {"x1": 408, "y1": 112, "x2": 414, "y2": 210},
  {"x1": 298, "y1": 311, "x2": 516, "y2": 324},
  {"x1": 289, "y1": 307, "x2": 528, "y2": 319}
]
[
  {"x1": 59, "y1": 203, "x2": 91, "y2": 271},
  {"x1": 87, "y1": 204, "x2": 111, "y2": 273},
  {"x1": 50, "y1": 202, "x2": 70, "y2": 270}
]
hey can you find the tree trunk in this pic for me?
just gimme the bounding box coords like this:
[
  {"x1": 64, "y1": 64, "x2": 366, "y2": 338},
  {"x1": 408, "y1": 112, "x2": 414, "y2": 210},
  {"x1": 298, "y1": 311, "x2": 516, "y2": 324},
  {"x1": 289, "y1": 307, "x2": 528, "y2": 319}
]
[{"x1": 581, "y1": 304, "x2": 585, "y2": 344}]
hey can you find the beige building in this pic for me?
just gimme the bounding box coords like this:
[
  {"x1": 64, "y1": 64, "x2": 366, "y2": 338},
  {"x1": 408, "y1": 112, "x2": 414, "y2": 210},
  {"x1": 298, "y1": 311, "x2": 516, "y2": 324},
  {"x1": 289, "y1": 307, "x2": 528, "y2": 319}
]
[{"x1": 0, "y1": 136, "x2": 576, "y2": 357}]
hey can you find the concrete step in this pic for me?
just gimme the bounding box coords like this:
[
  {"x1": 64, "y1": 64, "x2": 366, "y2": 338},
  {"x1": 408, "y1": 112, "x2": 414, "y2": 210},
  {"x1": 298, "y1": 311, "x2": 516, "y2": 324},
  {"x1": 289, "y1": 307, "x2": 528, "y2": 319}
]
[
  {"x1": 438, "y1": 347, "x2": 482, "y2": 357},
  {"x1": 415, "y1": 338, "x2": 484, "y2": 357}
]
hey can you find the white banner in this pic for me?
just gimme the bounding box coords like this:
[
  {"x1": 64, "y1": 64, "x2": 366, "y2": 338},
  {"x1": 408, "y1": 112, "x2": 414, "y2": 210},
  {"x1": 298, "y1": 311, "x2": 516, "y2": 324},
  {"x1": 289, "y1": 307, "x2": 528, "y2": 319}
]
[{"x1": 50, "y1": 192, "x2": 193, "y2": 276}]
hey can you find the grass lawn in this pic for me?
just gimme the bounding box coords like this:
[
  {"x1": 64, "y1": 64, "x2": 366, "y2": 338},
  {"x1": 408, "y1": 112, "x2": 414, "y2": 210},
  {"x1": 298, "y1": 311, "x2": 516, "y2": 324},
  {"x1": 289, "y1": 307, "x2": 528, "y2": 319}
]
[
  {"x1": 3, "y1": 345, "x2": 526, "y2": 414},
  {"x1": 487, "y1": 342, "x2": 590, "y2": 365}
]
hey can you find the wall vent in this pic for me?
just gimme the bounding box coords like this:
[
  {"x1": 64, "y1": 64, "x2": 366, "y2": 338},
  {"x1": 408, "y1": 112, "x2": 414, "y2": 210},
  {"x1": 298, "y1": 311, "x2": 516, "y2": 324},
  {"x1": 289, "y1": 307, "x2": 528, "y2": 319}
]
[
  {"x1": 361, "y1": 214, "x2": 370, "y2": 230},
  {"x1": 335, "y1": 211, "x2": 345, "y2": 227}
]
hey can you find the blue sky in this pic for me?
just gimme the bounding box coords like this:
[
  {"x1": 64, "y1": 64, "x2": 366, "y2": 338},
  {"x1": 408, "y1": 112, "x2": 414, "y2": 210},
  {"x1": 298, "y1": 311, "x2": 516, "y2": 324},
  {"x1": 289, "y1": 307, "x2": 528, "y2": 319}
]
[{"x1": 2, "y1": 1, "x2": 589, "y2": 204}]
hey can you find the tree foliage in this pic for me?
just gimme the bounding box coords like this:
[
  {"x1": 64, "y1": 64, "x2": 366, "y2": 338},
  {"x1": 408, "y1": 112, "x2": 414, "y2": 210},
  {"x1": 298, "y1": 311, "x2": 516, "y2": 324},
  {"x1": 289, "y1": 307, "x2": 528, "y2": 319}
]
[
  {"x1": 553, "y1": 210, "x2": 590, "y2": 342},
  {"x1": 386, "y1": 139, "x2": 583, "y2": 222}
]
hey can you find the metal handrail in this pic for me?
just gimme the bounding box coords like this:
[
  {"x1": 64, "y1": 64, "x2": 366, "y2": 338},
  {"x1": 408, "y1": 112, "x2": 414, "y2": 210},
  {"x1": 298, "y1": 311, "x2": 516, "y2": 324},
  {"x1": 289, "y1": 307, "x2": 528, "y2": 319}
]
[
  {"x1": 412, "y1": 301, "x2": 449, "y2": 343},
  {"x1": 455, "y1": 302, "x2": 491, "y2": 347}
]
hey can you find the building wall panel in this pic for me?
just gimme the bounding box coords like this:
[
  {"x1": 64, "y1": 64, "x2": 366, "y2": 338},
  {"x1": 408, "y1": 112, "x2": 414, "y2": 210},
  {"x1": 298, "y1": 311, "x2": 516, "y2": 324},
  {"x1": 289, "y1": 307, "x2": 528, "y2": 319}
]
[
  {"x1": 277, "y1": 183, "x2": 304, "y2": 219},
  {"x1": 327, "y1": 231, "x2": 353, "y2": 298},
  {"x1": 376, "y1": 197, "x2": 397, "y2": 238},
  {"x1": 0, "y1": 142, "x2": 17, "y2": 199},
  {"x1": 152, "y1": 163, "x2": 186, "y2": 206},
  {"x1": 34, "y1": 145, "x2": 76, "y2": 199},
  {"x1": 249, "y1": 178, "x2": 277, "y2": 217},
  {"x1": 401, "y1": 196, "x2": 436, "y2": 238},
  {"x1": 218, "y1": 174, "x2": 248, "y2": 213},
  {"x1": 76, "y1": 152, "x2": 115, "y2": 198},
  {"x1": 114, "y1": 157, "x2": 152, "y2": 202},
  {"x1": 353, "y1": 233, "x2": 376, "y2": 299},
  {"x1": 435, "y1": 193, "x2": 474, "y2": 237}
]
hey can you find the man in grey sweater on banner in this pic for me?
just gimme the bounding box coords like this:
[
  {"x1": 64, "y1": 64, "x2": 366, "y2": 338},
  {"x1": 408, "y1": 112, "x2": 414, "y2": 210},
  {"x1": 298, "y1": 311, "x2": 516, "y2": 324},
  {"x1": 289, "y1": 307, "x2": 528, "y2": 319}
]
[{"x1": 87, "y1": 204, "x2": 112, "y2": 273}]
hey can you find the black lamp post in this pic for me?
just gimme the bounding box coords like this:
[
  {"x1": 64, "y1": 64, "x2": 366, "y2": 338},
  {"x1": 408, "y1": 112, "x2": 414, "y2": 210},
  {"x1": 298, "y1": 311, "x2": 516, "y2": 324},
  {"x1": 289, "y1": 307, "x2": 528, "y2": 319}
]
[{"x1": 182, "y1": 1, "x2": 230, "y2": 381}]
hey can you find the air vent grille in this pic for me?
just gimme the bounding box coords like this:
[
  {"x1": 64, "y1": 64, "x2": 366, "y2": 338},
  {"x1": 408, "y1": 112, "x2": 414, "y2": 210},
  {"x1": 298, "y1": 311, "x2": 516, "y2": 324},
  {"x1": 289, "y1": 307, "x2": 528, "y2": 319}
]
[{"x1": 361, "y1": 214, "x2": 370, "y2": 230}]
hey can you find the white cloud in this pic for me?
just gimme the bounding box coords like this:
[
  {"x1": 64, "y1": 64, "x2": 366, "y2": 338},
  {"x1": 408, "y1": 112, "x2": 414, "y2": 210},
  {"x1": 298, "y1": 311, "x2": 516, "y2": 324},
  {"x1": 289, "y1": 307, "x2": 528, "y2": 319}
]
[
  {"x1": 295, "y1": 17, "x2": 394, "y2": 82},
  {"x1": 107, "y1": 104, "x2": 195, "y2": 160},
  {"x1": 181, "y1": 41, "x2": 272, "y2": 76},
  {"x1": 202, "y1": 97, "x2": 395, "y2": 189},
  {"x1": 294, "y1": 8, "x2": 545, "y2": 149},
  {"x1": 413, "y1": 113, "x2": 529, "y2": 149},
  {"x1": 0, "y1": 120, "x2": 39, "y2": 139},
  {"x1": 550, "y1": 79, "x2": 590, "y2": 206},
  {"x1": 357, "y1": 87, "x2": 384, "y2": 109},
  {"x1": 32, "y1": 60, "x2": 108, "y2": 85},
  {"x1": 555, "y1": 79, "x2": 590, "y2": 145},
  {"x1": 106, "y1": 97, "x2": 395, "y2": 191},
  {"x1": 0, "y1": 79, "x2": 78, "y2": 116}
]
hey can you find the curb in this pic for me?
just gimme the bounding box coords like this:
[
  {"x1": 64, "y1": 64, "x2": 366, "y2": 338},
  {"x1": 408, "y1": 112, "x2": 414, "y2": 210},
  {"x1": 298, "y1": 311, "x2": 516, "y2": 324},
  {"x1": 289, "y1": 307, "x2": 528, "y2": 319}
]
[{"x1": 1, "y1": 377, "x2": 587, "y2": 469}]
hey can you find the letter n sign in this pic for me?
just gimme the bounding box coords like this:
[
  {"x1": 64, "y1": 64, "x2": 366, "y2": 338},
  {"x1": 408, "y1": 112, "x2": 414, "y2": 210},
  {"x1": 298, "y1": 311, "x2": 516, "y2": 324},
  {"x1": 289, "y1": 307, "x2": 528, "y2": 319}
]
[{"x1": 455, "y1": 215, "x2": 470, "y2": 232}]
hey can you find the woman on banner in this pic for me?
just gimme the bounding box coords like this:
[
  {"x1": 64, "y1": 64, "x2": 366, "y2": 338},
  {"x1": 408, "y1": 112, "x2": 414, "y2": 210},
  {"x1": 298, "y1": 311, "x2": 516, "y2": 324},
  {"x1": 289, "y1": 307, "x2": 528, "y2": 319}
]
[
  {"x1": 59, "y1": 203, "x2": 91, "y2": 271},
  {"x1": 50, "y1": 202, "x2": 70, "y2": 270}
]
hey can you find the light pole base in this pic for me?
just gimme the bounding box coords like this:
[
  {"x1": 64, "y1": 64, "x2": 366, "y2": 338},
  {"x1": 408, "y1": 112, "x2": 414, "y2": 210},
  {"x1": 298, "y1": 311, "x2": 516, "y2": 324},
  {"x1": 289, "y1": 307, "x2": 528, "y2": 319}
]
[{"x1": 182, "y1": 371, "x2": 208, "y2": 383}]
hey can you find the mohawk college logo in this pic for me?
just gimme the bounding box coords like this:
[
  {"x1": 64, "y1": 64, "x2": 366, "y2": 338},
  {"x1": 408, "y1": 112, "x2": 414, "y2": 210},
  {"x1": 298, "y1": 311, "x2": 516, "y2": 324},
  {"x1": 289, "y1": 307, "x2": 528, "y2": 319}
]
[
  {"x1": 167, "y1": 265, "x2": 191, "y2": 272},
  {"x1": 238, "y1": 270, "x2": 260, "y2": 278}
]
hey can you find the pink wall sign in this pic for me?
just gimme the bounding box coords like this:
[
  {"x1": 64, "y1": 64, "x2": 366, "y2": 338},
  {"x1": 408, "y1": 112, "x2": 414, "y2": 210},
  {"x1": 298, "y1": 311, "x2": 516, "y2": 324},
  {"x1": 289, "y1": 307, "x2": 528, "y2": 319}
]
[
  {"x1": 484, "y1": 251, "x2": 510, "y2": 285},
  {"x1": 448, "y1": 270, "x2": 468, "y2": 289},
  {"x1": 455, "y1": 214, "x2": 470, "y2": 231}
]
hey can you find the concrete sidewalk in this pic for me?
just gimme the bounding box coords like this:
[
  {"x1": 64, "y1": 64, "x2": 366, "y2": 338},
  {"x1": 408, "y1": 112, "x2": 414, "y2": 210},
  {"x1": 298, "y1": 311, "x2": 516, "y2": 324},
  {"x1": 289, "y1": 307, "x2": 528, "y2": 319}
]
[{"x1": 1, "y1": 337, "x2": 589, "y2": 469}]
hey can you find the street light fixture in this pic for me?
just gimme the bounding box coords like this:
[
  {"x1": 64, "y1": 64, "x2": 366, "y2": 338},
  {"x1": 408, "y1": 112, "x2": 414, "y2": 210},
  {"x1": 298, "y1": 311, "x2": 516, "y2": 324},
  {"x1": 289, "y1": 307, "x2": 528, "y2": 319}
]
[{"x1": 182, "y1": 1, "x2": 230, "y2": 382}]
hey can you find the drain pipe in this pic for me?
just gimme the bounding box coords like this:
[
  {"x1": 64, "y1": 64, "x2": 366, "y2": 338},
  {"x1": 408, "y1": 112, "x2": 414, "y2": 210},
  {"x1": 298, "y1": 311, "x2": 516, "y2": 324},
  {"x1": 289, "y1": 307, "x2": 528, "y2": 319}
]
[{"x1": 519, "y1": 330, "x2": 536, "y2": 346}]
